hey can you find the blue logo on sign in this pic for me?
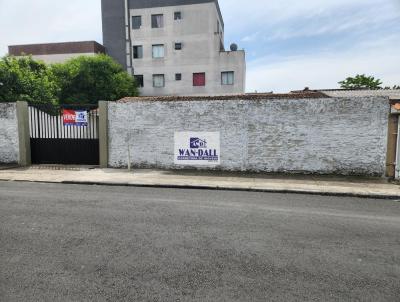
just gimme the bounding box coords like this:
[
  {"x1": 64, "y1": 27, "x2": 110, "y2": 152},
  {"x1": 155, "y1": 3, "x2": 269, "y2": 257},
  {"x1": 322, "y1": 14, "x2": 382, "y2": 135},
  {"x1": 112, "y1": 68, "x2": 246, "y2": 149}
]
[
  {"x1": 75, "y1": 110, "x2": 88, "y2": 127},
  {"x1": 177, "y1": 136, "x2": 218, "y2": 162},
  {"x1": 190, "y1": 138, "x2": 207, "y2": 149}
]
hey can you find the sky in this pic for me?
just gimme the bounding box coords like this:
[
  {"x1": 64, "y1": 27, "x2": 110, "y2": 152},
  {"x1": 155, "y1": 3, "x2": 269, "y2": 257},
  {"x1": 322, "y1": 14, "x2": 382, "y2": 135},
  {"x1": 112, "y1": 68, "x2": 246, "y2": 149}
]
[{"x1": 0, "y1": 0, "x2": 399, "y2": 93}]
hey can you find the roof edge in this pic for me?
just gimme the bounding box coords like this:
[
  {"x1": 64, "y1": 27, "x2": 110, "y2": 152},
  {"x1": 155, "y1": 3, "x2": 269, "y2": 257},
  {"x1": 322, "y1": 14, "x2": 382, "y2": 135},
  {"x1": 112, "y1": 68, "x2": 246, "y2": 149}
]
[
  {"x1": 128, "y1": 0, "x2": 224, "y2": 28},
  {"x1": 8, "y1": 41, "x2": 106, "y2": 56},
  {"x1": 116, "y1": 92, "x2": 330, "y2": 103}
]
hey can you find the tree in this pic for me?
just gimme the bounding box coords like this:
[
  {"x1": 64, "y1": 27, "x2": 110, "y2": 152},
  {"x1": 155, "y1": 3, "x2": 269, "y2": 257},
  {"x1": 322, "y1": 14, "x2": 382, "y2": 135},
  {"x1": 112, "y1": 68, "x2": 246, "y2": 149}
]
[
  {"x1": 338, "y1": 74, "x2": 382, "y2": 90},
  {"x1": 51, "y1": 54, "x2": 138, "y2": 104},
  {"x1": 0, "y1": 56, "x2": 59, "y2": 104}
]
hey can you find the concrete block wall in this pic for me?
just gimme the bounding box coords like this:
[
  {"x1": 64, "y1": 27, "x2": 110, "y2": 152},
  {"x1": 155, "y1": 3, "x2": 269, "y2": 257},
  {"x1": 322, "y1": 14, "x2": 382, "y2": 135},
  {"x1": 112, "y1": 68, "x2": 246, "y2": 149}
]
[
  {"x1": 108, "y1": 97, "x2": 389, "y2": 176},
  {"x1": 0, "y1": 103, "x2": 19, "y2": 163}
]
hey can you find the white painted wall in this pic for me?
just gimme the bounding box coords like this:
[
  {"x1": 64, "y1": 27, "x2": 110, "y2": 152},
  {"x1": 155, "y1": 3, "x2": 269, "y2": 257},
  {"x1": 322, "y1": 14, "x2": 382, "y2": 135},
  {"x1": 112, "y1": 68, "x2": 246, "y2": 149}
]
[
  {"x1": 0, "y1": 103, "x2": 19, "y2": 163},
  {"x1": 130, "y1": 2, "x2": 246, "y2": 96},
  {"x1": 108, "y1": 97, "x2": 389, "y2": 176}
]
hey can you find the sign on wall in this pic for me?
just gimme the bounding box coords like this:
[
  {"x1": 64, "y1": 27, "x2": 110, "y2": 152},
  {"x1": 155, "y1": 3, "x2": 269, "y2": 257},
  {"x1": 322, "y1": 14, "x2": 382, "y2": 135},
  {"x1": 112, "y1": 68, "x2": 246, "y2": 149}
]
[
  {"x1": 174, "y1": 132, "x2": 220, "y2": 166},
  {"x1": 63, "y1": 109, "x2": 88, "y2": 126}
]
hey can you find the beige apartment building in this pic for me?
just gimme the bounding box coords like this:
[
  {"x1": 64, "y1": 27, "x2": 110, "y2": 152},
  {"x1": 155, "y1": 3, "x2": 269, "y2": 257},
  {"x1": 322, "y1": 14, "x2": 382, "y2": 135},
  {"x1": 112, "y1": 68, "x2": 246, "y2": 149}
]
[{"x1": 101, "y1": 0, "x2": 246, "y2": 96}]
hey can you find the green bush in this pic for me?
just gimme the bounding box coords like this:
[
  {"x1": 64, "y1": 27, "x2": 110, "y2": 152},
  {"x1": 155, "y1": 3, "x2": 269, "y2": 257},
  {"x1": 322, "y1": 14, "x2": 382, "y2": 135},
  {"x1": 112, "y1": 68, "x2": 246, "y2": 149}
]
[
  {"x1": 0, "y1": 54, "x2": 139, "y2": 105},
  {"x1": 51, "y1": 54, "x2": 138, "y2": 104},
  {"x1": 0, "y1": 56, "x2": 59, "y2": 104}
]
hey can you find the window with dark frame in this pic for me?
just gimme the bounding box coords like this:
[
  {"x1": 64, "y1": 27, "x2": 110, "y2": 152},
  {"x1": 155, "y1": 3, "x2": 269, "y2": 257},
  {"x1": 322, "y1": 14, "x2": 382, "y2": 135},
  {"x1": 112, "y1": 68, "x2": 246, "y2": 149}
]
[
  {"x1": 134, "y1": 75, "x2": 144, "y2": 87},
  {"x1": 193, "y1": 73, "x2": 206, "y2": 86},
  {"x1": 174, "y1": 43, "x2": 182, "y2": 50},
  {"x1": 221, "y1": 71, "x2": 234, "y2": 85},
  {"x1": 175, "y1": 73, "x2": 182, "y2": 81},
  {"x1": 174, "y1": 12, "x2": 182, "y2": 20},
  {"x1": 151, "y1": 14, "x2": 164, "y2": 28},
  {"x1": 132, "y1": 16, "x2": 142, "y2": 29},
  {"x1": 133, "y1": 45, "x2": 143, "y2": 59}
]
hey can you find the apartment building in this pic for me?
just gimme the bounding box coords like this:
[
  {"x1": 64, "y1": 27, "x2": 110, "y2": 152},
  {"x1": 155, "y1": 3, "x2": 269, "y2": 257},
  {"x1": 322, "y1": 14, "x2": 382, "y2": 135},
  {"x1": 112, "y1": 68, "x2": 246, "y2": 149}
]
[
  {"x1": 8, "y1": 41, "x2": 105, "y2": 64},
  {"x1": 101, "y1": 0, "x2": 246, "y2": 96}
]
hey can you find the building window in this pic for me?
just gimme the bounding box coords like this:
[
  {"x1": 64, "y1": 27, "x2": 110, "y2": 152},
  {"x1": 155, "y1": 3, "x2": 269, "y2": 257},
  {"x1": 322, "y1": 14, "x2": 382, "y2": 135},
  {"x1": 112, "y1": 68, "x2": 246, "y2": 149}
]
[
  {"x1": 175, "y1": 73, "x2": 182, "y2": 81},
  {"x1": 152, "y1": 45, "x2": 164, "y2": 58},
  {"x1": 153, "y1": 74, "x2": 165, "y2": 87},
  {"x1": 151, "y1": 14, "x2": 164, "y2": 28},
  {"x1": 193, "y1": 73, "x2": 206, "y2": 86},
  {"x1": 174, "y1": 12, "x2": 182, "y2": 20},
  {"x1": 221, "y1": 71, "x2": 234, "y2": 85},
  {"x1": 175, "y1": 43, "x2": 182, "y2": 50},
  {"x1": 132, "y1": 16, "x2": 142, "y2": 29},
  {"x1": 133, "y1": 45, "x2": 143, "y2": 59},
  {"x1": 134, "y1": 75, "x2": 144, "y2": 87}
]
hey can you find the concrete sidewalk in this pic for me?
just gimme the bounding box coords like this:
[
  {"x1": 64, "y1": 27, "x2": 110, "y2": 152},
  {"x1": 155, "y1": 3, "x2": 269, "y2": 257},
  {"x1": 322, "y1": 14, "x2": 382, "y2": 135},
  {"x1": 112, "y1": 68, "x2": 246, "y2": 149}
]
[{"x1": 1, "y1": 166, "x2": 400, "y2": 199}]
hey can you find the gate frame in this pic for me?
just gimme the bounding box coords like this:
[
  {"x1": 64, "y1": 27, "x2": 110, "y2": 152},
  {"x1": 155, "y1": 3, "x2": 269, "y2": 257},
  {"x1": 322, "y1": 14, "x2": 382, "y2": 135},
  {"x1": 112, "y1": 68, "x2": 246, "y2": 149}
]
[
  {"x1": 16, "y1": 101, "x2": 31, "y2": 166},
  {"x1": 388, "y1": 98, "x2": 400, "y2": 178},
  {"x1": 99, "y1": 101, "x2": 109, "y2": 168},
  {"x1": 16, "y1": 101, "x2": 108, "y2": 167},
  {"x1": 28, "y1": 102, "x2": 101, "y2": 166}
]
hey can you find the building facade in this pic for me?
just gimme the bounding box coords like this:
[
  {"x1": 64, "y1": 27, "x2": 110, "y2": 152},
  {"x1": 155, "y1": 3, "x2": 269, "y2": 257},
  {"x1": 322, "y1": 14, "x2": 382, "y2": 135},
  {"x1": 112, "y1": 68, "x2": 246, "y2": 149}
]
[
  {"x1": 101, "y1": 0, "x2": 246, "y2": 96},
  {"x1": 8, "y1": 41, "x2": 106, "y2": 64}
]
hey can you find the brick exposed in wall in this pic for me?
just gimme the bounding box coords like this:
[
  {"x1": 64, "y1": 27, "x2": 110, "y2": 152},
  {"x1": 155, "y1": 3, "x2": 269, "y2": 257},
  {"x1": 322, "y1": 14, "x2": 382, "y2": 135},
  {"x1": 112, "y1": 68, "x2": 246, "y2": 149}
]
[
  {"x1": 0, "y1": 103, "x2": 19, "y2": 163},
  {"x1": 108, "y1": 97, "x2": 389, "y2": 176}
]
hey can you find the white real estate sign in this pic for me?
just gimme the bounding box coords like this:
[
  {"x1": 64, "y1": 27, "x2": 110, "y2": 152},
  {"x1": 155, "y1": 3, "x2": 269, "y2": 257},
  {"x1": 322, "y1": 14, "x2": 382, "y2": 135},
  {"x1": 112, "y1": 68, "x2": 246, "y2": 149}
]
[{"x1": 174, "y1": 132, "x2": 220, "y2": 166}]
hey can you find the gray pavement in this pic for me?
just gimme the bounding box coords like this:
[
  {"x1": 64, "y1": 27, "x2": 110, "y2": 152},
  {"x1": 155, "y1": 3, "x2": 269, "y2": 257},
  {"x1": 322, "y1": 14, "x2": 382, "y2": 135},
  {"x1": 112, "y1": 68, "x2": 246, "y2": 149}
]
[
  {"x1": 0, "y1": 181, "x2": 399, "y2": 301},
  {"x1": 2, "y1": 166, "x2": 400, "y2": 199}
]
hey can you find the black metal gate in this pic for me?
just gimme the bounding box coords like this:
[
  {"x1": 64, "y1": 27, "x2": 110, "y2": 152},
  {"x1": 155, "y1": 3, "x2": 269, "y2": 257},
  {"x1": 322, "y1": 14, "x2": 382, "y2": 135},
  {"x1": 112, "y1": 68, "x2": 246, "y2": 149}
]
[{"x1": 29, "y1": 104, "x2": 99, "y2": 165}]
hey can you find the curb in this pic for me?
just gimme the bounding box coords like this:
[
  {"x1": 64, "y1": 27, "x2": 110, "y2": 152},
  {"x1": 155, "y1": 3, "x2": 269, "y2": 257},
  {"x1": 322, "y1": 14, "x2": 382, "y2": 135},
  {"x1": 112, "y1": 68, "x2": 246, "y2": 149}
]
[
  {"x1": 58, "y1": 180, "x2": 400, "y2": 200},
  {"x1": 2, "y1": 178, "x2": 399, "y2": 200}
]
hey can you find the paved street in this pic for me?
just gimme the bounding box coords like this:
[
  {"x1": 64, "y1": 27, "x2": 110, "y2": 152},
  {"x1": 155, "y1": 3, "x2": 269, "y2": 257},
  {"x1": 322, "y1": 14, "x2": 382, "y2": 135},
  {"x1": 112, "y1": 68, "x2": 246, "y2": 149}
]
[{"x1": 0, "y1": 181, "x2": 399, "y2": 301}]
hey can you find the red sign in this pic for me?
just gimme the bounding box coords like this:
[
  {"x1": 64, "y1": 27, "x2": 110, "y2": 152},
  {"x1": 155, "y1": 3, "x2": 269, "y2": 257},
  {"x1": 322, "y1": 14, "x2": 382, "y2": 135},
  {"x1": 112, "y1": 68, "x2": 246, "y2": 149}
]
[
  {"x1": 63, "y1": 109, "x2": 88, "y2": 126},
  {"x1": 63, "y1": 109, "x2": 76, "y2": 125}
]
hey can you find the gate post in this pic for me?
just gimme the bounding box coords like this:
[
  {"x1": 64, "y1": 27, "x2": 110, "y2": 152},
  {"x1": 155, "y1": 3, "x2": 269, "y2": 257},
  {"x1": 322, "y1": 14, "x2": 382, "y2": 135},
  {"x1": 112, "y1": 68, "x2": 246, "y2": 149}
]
[
  {"x1": 99, "y1": 101, "x2": 109, "y2": 168},
  {"x1": 16, "y1": 101, "x2": 31, "y2": 166}
]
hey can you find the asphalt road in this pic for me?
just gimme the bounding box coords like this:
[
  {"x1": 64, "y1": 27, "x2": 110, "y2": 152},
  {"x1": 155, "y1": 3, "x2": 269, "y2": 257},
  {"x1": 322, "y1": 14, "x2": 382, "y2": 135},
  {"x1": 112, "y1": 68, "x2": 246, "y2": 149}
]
[{"x1": 0, "y1": 181, "x2": 399, "y2": 302}]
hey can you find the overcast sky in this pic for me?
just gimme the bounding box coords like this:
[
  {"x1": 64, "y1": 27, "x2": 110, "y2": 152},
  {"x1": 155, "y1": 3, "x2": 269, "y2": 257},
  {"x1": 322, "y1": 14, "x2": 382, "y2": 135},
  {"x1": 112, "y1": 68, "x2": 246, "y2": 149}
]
[{"x1": 0, "y1": 0, "x2": 399, "y2": 92}]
